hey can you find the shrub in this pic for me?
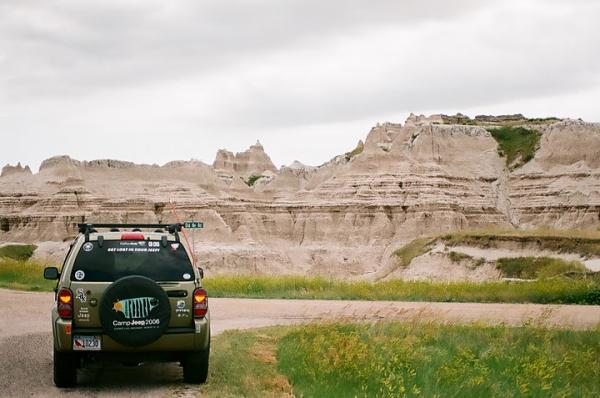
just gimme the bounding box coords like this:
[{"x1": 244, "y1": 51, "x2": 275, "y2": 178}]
[
  {"x1": 448, "y1": 251, "x2": 472, "y2": 263},
  {"x1": 245, "y1": 175, "x2": 261, "y2": 186},
  {"x1": 495, "y1": 257, "x2": 587, "y2": 279},
  {"x1": 0, "y1": 244, "x2": 37, "y2": 260}
]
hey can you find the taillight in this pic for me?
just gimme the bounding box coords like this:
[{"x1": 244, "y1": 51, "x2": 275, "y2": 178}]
[
  {"x1": 57, "y1": 288, "x2": 73, "y2": 319},
  {"x1": 193, "y1": 288, "x2": 208, "y2": 318},
  {"x1": 121, "y1": 233, "x2": 145, "y2": 240}
]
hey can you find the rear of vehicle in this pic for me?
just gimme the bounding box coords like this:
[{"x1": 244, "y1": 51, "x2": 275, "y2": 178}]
[{"x1": 46, "y1": 224, "x2": 210, "y2": 387}]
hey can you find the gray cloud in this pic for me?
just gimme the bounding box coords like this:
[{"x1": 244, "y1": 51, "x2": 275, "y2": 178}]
[
  {"x1": 0, "y1": 0, "x2": 492, "y2": 99},
  {"x1": 0, "y1": 0, "x2": 599, "y2": 171}
]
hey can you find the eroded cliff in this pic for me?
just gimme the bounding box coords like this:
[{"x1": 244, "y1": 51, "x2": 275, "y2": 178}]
[{"x1": 1, "y1": 114, "x2": 599, "y2": 278}]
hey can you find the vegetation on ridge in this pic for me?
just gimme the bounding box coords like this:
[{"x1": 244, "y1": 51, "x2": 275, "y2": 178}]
[
  {"x1": 496, "y1": 257, "x2": 587, "y2": 279},
  {"x1": 0, "y1": 244, "x2": 37, "y2": 261},
  {"x1": 345, "y1": 140, "x2": 364, "y2": 161},
  {"x1": 245, "y1": 174, "x2": 262, "y2": 187},
  {"x1": 487, "y1": 126, "x2": 542, "y2": 168},
  {"x1": 441, "y1": 230, "x2": 600, "y2": 258}
]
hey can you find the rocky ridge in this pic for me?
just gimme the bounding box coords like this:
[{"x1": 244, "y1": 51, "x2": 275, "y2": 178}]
[{"x1": 1, "y1": 114, "x2": 599, "y2": 278}]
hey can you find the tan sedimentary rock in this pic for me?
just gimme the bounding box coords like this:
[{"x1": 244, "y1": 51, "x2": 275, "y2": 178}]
[
  {"x1": 213, "y1": 140, "x2": 277, "y2": 179},
  {"x1": 1, "y1": 163, "x2": 32, "y2": 177},
  {"x1": 1, "y1": 116, "x2": 599, "y2": 278}
]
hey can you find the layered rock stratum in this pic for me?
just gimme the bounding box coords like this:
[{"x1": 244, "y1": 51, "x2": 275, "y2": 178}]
[{"x1": 1, "y1": 114, "x2": 599, "y2": 278}]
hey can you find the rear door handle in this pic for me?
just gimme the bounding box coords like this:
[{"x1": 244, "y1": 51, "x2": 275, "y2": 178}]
[{"x1": 166, "y1": 290, "x2": 188, "y2": 298}]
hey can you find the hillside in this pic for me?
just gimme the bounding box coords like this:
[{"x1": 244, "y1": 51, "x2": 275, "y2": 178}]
[{"x1": 1, "y1": 113, "x2": 600, "y2": 278}]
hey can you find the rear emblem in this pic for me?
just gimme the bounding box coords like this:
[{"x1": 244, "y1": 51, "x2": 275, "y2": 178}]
[
  {"x1": 113, "y1": 297, "x2": 159, "y2": 319},
  {"x1": 74, "y1": 270, "x2": 85, "y2": 280}
]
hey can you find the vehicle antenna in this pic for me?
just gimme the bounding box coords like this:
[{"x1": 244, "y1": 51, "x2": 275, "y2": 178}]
[{"x1": 168, "y1": 200, "x2": 198, "y2": 265}]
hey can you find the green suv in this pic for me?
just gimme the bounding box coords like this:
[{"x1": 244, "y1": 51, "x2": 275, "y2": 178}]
[{"x1": 44, "y1": 223, "x2": 210, "y2": 388}]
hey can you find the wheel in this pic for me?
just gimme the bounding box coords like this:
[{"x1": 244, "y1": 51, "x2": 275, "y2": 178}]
[
  {"x1": 53, "y1": 350, "x2": 77, "y2": 388},
  {"x1": 182, "y1": 344, "x2": 210, "y2": 384},
  {"x1": 99, "y1": 275, "x2": 171, "y2": 347}
]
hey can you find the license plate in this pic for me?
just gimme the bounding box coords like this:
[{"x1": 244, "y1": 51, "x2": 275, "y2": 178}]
[{"x1": 73, "y1": 335, "x2": 101, "y2": 351}]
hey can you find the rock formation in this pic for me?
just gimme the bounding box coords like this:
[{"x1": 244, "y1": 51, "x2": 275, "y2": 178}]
[
  {"x1": 1, "y1": 162, "x2": 32, "y2": 177},
  {"x1": 213, "y1": 140, "x2": 277, "y2": 179},
  {"x1": 1, "y1": 115, "x2": 599, "y2": 278}
]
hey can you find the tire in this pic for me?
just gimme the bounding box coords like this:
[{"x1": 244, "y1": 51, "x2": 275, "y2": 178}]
[
  {"x1": 53, "y1": 350, "x2": 77, "y2": 388},
  {"x1": 182, "y1": 343, "x2": 210, "y2": 384},
  {"x1": 99, "y1": 275, "x2": 171, "y2": 347}
]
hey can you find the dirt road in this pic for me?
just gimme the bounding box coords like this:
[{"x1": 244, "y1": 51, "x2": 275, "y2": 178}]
[{"x1": 1, "y1": 288, "x2": 599, "y2": 397}]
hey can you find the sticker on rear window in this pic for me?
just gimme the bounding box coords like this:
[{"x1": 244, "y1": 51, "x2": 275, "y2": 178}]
[
  {"x1": 170, "y1": 243, "x2": 180, "y2": 251},
  {"x1": 82, "y1": 242, "x2": 93, "y2": 252},
  {"x1": 74, "y1": 270, "x2": 85, "y2": 280},
  {"x1": 183, "y1": 273, "x2": 191, "y2": 280}
]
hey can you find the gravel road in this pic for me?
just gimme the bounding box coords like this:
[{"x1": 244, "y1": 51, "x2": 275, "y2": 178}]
[{"x1": 1, "y1": 288, "x2": 599, "y2": 397}]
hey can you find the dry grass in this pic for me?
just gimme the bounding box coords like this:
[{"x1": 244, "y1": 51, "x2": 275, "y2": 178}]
[{"x1": 199, "y1": 328, "x2": 294, "y2": 398}]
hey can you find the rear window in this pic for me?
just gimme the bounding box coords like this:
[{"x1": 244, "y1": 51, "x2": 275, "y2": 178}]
[{"x1": 71, "y1": 240, "x2": 194, "y2": 282}]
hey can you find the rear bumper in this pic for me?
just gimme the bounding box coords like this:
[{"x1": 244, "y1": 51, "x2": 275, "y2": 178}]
[{"x1": 54, "y1": 317, "x2": 210, "y2": 353}]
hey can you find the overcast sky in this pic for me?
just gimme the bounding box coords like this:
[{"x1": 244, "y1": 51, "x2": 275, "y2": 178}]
[{"x1": 1, "y1": 0, "x2": 599, "y2": 171}]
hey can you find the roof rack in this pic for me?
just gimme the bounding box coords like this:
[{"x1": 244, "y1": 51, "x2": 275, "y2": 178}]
[{"x1": 77, "y1": 223, "x2": 183, "y2": 235}]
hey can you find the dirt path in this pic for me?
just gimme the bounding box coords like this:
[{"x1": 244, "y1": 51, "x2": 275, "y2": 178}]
[{"x1": 1, "y1": 289, "x2": 599, "y2": 397}]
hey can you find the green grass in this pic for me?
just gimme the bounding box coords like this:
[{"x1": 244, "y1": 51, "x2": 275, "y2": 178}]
[
  {"x1": 278, "y1": 322, "x2": 600, "y2": 398},
  {"x1": 497, "y1": 257, "x2": 587, "y2": 279},
  {"x1": 0, "y1": 244, "x2": 37, "y2": 260},
  {"x1": 0, "y1": 258, "x2": 56, "y2": 291},
  {"x1": 487, "y1": 126, "x2": 541, "y2": 168},
  {"x1": 2, "y1": 254, "x2": 598, "y2": 305},
  {"x1": 204, "y1": 275, "x2": 600, "y2": 305},
  {"x1": 197, "y1": 322, "x2": 600, "y2": 397}
]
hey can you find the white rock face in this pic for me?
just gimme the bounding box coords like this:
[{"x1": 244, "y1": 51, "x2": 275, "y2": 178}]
[
  {"x1": 213, "y1": 140, "x2": 277, "y2": 178},
  {"x1": 1, "y1": 115, "x2": 599, "y2": 279},
  {"x1": 1, "y1": 162, "x2": 32, "y2": 177}
]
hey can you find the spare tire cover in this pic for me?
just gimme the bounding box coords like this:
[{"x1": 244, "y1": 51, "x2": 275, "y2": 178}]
[{"x1": 99, "y1": 275, "x2": 171, "y2": 347}]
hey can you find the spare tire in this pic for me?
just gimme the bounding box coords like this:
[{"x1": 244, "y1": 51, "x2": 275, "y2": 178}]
[{"x1": 99, "y1": 275, "x2": 171, "y2": 347}]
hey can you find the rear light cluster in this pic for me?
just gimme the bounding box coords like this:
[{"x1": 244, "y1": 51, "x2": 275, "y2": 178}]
[
  {"x1": 121, "y1": 233, "x2": 145, "y2": 240},
  {"x1": 193, "y1": 288, "x2": 208, "y2": 318},
  {"x1": 57, "y1": 288, "x2": 73, "y2": 319}
]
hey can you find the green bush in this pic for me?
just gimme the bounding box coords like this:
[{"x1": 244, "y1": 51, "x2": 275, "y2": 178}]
[{"x1": 245, "y1": 175, "x2": 261, "y2": 186}]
